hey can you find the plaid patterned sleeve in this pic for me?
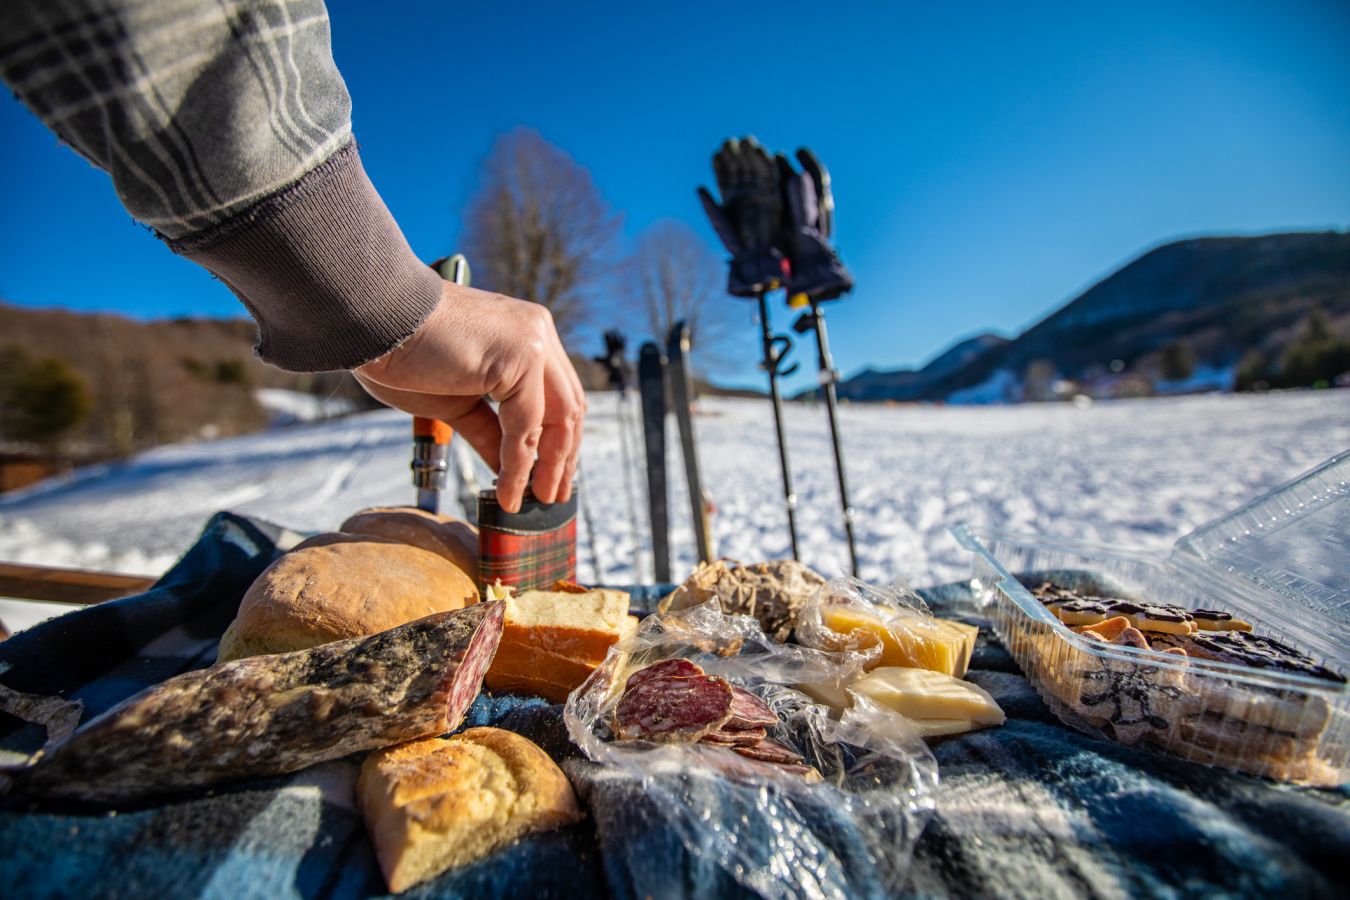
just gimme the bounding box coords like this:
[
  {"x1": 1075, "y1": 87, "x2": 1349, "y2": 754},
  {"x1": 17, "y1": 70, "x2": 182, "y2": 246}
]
[{"x1": 0, "y1": 0, "x2": 442, "y2": 372}]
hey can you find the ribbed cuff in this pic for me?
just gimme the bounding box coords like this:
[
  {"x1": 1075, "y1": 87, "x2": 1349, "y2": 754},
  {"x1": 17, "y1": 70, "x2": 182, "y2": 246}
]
[{"x1": 168, "y1": 140, "x2": 441, "y2": 372}]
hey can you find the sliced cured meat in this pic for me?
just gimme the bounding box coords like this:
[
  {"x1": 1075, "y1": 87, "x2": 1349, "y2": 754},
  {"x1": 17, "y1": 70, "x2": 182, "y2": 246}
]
[
  {"x1": 624, "y1": 658, "x2": 704, "y2": 692},
  {"x1": 14, "y1": 603, "x2": 505, "y2": 802},
  {"x1": 613, "y1": 674, "x2": 733, "y2": 742},
  {"x1": 732, "y1": 737, "x2": 806, "y2": 766},
  {"x1": 727, "y1": 686, "x2": 777, "y2": 729},
  {"x1": 701, "y1": 725, "x2": 767, "y2": 746}
]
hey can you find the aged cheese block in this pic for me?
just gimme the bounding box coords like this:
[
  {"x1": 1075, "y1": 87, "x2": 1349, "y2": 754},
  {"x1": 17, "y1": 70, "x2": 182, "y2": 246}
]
[
  {"x1": 820, "y1": 606, "x2": 978, "y2": 676},
  {"x1": 851, "y1": 667, "x2": 1005, "y2": 726}
]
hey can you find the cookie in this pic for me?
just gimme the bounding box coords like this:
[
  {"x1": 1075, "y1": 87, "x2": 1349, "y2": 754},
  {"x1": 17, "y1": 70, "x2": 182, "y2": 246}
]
[
  {"x1": 1156, "y1": 631, "x2": 1345, "y2": 683},
  {"x1": 1190, "y1": 609, "x2": 1253, "y2": 632},
  {"x1": 1049, "y1": 598, "x2": 1196, "y2": 635}
]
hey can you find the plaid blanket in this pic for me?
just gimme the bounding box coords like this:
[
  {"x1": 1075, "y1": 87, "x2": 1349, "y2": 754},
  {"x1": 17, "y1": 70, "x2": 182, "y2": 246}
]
[{"x1": 0, "y1": 513, "x2": 1344, "y2": 899}]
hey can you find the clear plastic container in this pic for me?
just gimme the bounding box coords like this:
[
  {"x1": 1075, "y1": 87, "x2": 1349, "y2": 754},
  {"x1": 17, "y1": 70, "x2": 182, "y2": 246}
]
[{"x1": 952, "y1": 450, "x2": 1349, "y2": 786}]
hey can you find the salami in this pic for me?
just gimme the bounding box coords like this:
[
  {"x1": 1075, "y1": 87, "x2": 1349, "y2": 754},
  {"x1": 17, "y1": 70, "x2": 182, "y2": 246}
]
[
  {"x1": 732, "y1": 737, "x2": 806, "y2": 766},
  {"x1": 613, "y1": 674, "x2": 733, "y2": 742},
  {"x1": 701, "y1": 725, "x2": 768, "y2": 746},
  {"x1": 727, "y1": 686, "x2": 777, "y2": 729},
  {"x1": 624, "y1": 658, "x2": 704, "y2": 692},
  {"x1": 13, "y1": 602, "x2": 504, "y2": 802}
]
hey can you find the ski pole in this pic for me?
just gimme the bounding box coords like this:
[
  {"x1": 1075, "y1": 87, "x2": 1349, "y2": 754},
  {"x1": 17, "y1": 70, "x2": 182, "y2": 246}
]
[
  {"x1": 575, "y1": 462, "x2": 606, "y2": 583},
  {"x1": 638, "y1": 341, "x2": 671, "y2": 582},
  {"x1": 794, "y1": 301, "x2": 858, "y2": 576},
  {"x1": 756, "y1": 292, "x2": 801, "y2": 561},
  {"x1": 615, "y1": 388, "x2": 647, "y2": 580},
  {"x1": 667, "y1": 321, "x2": 715, "y2": 564}
]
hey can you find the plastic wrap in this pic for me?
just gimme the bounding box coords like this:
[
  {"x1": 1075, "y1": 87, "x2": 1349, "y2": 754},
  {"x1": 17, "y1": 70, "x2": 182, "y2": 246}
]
[
  {"x1": 794, "y1": 576, "x2": 933, "y2": 666},
  {"x1": 564, "y1": 599, "x2": 939, "y2": 899}
]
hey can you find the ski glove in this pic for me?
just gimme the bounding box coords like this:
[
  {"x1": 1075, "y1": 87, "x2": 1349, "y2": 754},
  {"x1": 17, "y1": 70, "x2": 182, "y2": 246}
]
[
  {"x1": 697, "y1": 137, "x2": 786, "y2": 297},
  {"x1": 777, "y1": 149, "x2": 853, "y2": 304}
]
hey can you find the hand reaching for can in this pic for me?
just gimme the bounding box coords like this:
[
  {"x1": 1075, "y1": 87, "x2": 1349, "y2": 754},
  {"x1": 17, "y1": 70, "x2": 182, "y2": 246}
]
[{"x1": 354, "y1": 280, "x2": 587, "y2": 513}]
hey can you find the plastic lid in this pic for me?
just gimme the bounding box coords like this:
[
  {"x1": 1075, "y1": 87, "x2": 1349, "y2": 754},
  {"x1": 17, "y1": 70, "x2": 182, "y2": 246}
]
[{"x1": 1173, "y1": 449, "x2": 1349, "y2": 625}]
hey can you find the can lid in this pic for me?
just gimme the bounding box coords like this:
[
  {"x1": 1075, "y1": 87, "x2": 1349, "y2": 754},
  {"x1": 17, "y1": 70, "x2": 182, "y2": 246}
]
[
  {"x1": 477, "y1": 485, "x2": 578, "y2": 532},
  {"x1": 1172, "y1": 449, "x2": 1349, "y2": 653}
]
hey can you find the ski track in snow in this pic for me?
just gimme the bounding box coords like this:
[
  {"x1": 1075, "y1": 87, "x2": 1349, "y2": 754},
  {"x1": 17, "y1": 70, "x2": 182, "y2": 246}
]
[{"x1": 0, "y1": 392, "x2": 1346, "y2": 593}]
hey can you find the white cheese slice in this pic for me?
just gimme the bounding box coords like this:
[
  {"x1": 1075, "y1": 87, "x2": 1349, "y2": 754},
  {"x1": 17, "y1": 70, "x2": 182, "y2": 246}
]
[{"x1": 850, "y1": 667, "x2": 1005, "y2": 725}]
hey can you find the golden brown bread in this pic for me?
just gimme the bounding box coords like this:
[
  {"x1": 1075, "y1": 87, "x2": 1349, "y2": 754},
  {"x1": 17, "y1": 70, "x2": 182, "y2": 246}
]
[
  {"x1": 484, "y1": 590, "x2": 636, "y2": 701},
  {"x1": 358, "y1": 727, "x2": 583, "y2": 893},
  {"x1": 340, "y1": 507, "x2": 479, "y2": 575},
  {"x1": 216, "y1": 532, "x2": 479, "y2": 662}
]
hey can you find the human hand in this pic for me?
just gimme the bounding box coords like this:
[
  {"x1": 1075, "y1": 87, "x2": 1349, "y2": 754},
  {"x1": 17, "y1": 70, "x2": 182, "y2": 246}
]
[{"x1": 354, "y1": 280, "x2": 586, "y2": 512}]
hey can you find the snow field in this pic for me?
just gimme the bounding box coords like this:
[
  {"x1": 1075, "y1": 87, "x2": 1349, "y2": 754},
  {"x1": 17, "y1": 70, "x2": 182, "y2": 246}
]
[{"x1": 0, "y1": 391, "x2": 1346, "y2": 597}]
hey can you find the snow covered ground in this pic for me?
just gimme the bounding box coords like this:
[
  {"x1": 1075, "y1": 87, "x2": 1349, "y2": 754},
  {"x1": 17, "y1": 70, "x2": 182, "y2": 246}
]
[{"x1": 0, "y1": 391, "x2": 1346, "y2": 620}]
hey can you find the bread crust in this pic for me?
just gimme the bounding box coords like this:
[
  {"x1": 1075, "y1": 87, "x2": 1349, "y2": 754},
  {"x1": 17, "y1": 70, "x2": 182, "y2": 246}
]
[
  {"x1": 217, "y1": 532, "x2": 478, "y2": 662},
  {"x1": 340, "y1": 507, "x2": 479, "y2": 576},
  {"x1": 358, "y1": 727, "x2": 583, "y2": 893}
]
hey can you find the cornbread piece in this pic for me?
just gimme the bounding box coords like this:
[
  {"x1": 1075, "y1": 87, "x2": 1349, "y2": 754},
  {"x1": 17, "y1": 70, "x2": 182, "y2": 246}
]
[
  {"x1": 613, "y1": 674, "x2": 734, "y2": 742},
  {"x1": 659, "y1": 559, "x2": 827, "y2": 642},
  {"x1": 359, "y1": 728, "x2": 583, "y2": 893},
  {"x1": 217, "y1": 533, "x2": 479, "y2": 662},
  {"x1": 340, "y1": 507, "x2": 479, "y2": 576},
  {"x1": 850, "y1": 667, "x2": 1005, "y2": 728},
  {"x1": 1189, "y1": 609, "x2": 1253, "y2": 632},
  {"x1": 15, "y1": 604, "x2": 504, "y2": 802},
  {"x1": 484, "y1": 589, "x2": 636, "y2": 702},
  {"x1": 818, "y1": 604, "x2": 979, "y2": 677}
]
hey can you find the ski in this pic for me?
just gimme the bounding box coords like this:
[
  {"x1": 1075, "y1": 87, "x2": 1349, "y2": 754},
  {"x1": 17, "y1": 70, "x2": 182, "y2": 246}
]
[
  {"x1": 666, "y1": 321, "x2": 714, "y2": 565},
  {"x1": 637, "y1": 341, "x2": 671, "y2": 582}
]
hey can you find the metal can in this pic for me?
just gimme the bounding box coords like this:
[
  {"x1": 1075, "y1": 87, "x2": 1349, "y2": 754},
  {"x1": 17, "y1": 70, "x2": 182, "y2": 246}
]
[{"x1": 476, "y1": 486, "x2": 577, "y2": 593}]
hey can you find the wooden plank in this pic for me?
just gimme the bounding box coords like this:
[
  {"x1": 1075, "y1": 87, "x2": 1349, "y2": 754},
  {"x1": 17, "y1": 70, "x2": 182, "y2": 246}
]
[{"x1": 0, "y1": 562, "x2": 157, "y2": 605}]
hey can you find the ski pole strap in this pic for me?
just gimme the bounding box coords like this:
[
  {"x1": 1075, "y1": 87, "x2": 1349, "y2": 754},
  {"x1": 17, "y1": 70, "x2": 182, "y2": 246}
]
[{"x1": 477, "y1": 487, "x2": 577, "y2": 593}]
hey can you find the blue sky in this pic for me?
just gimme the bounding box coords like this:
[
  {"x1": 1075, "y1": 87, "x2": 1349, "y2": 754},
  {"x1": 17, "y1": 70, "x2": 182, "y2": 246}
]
[{"x1": 2, "y1": 0, "x2": 1348, "y2": 393}]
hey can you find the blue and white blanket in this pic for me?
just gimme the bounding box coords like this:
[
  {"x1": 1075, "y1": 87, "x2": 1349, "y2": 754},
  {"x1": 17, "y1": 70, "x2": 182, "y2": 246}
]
[{"x1": 0, "y1": 513, "x2": 1344, "y2": 899}]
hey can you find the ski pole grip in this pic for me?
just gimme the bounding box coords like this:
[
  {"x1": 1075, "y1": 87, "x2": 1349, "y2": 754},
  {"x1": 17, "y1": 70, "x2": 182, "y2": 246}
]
[{"x1": 413, "y1": 417, "x2": 453, "y2": 444}]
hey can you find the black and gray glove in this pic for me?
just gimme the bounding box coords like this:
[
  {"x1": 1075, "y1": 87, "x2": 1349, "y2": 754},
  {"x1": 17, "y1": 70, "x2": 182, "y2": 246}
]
[
  {"x1": 697, "y1": 137, "x2": 786, "y2": 297},
  {"x1": 776, "y1": 148, "x2": 853, "y2": 303}
]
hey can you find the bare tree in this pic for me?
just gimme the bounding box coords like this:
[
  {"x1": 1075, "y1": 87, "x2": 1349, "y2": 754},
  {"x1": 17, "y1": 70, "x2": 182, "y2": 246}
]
[
  {"x1": 462, "y1": 128, "x2": 620, "y2": 344},
  {"x1": 621, "y1": 220, "x2": 741, "y2": 372}
]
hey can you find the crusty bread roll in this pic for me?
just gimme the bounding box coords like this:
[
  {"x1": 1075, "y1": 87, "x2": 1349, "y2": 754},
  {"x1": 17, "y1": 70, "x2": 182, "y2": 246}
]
[
  {"x1": 484, "y1": 589, "x2": 637, "y2": 702},
  {"x1": 340, "y1": 507, "x2": 478, "y2": 575},
  {"x1": 216, "y1": 533, "x2": 479, "y2": 662},
  {"x1": 359, "y1": 727, "x2": 583, "y2": 893}
]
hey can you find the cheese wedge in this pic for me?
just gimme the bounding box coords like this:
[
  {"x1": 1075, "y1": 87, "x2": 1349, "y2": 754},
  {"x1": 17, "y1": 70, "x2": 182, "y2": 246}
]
[
  {"x1": 820, "y1": 605, "x2": 979, "y2": 676},
  {"x1": 796, "y1": 680, "x2": 852, "y2": 714},
  {"x1": 851, "y1": 667, "x2": 1005, "y2": 725},
  {"x1": 906, "y1": 717, "x2": 982, "y2": 738}
]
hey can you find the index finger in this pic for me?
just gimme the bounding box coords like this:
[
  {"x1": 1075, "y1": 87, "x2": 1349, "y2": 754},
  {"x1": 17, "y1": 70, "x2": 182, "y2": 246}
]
[{"x1": 495, "y1": 368, "x2": 544, "y2": 514}]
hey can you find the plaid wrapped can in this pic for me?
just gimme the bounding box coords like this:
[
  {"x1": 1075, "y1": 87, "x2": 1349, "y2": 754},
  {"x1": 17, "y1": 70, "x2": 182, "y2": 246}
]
[{"x1": 477, "y1": 488, "x2": 577, "y2": 593}]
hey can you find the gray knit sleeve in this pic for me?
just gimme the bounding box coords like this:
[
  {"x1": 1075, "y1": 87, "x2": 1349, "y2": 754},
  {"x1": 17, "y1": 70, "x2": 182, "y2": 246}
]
[{"x1": 0, "y1": 0, "x2": 441, "y2": 371}]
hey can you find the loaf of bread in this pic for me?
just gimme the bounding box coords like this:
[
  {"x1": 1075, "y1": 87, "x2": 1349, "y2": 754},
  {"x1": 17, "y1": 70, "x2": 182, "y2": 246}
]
[
  {"x1": 216, "y1": 532, "x2": 479, "y2": 662},
  {"x1": 485, "y1": 589, "x2": 636, "y2": 702},
  {"x1": 358, "y1": 727, "x2": 583, "y2": 893},
  {"x1": 340, "y1": 507, "x2": 479, "y2": 575}
]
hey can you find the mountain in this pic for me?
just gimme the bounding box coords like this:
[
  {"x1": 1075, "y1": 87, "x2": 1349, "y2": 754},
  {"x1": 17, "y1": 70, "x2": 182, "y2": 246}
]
[
  {"x1": 834, "y1": 230, "x2": 1350, "y2": 402},
  {"x1": 831, "y1": 333, "x2": 1009, "y2": 402},
  {"x1": 0, "y1": 303, "x2": 376, "y2": 459}
]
